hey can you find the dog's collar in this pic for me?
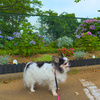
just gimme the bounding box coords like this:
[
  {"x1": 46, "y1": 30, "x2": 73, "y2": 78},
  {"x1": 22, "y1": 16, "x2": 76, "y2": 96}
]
[
  {"x1": 52, "y1": 63, "x2": 57, "y2": 69},
  {"x1": 52, "y1": 63, "x2": 58, "y2": 70}
]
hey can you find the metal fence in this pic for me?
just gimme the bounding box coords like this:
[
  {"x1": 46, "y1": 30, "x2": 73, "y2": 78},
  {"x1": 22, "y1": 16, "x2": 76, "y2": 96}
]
[{"x1": 0, "y1": 12, "x2": 92, "y2": 39}]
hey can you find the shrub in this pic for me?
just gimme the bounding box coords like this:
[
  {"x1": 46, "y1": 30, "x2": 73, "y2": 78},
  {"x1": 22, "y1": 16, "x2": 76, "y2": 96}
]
[
  {"x1": 74, "y1": 19, "x2": 100, "y2": 39},
  {"x1": 0, "y1": 44, "x2": 4, "y2": 49},
  {"x1": 4, "y1": 22, "x2": 44, "y2": 56},
  {"x1": 58, "y1": 47, "x2": 75, "y2": 56},
  {"x1": 0, "y1": 55, "x2": 11, "y2": 65},
  {"x1": 50, "y1": 40, "x2": 58, "y2": 48},
  {"x1": 15, "y1": 33, "x2": 44, "y2": 56},
  {"x1": 74, "y1": 51, "x2": 86, "y2": 59},
  {"x1": 5, "y1": 37, "x2": 16, "y2": 50},
  {"x1": 76, "y1": 32, "x2": 100, "y2": 52},
  {"x1": 43, "y1": 33, "x2": 54, "y2": 46},
  {"x1": 0, "y1": 31, "x2": 5, "y2": 45},
  {"x1": 57, "y1": 36, "x2": 73, "y2": 48},
  {"x1": 36, "y1": 47, "x2": 58, "y2": 54}
]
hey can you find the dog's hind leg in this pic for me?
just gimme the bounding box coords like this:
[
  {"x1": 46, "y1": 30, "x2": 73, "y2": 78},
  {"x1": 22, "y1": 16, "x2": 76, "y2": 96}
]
[
  {"x1": 30, "y1": 79, "x2": 36, "y2": 92},
  {"x1": 30, "y1": 83, "x2": 35, "y2": 92}
]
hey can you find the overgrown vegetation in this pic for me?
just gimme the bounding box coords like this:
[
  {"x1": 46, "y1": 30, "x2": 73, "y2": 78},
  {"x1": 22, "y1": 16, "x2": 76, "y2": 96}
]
[
  {"x1": 0, "y1": 12, "x2": 100, "y2": 63},
  {"x1": 74, "y1": 51, "x2": 87, "y2": 59},
  {"x1": 0, "y1": 55, "x2": 11, "y2": 65},
  {"x1": 57, "y1": 36, "x2": 73, "y2": 48}
]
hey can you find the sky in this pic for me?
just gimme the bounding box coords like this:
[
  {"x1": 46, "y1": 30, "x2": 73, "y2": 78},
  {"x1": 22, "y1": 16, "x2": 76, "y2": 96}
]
[
  {"x1": 40, "y1": 0, "x2": 100, "y2": 18},
  {"x1": 28, "y1": 0, "x2": 100, "y2": 28}
]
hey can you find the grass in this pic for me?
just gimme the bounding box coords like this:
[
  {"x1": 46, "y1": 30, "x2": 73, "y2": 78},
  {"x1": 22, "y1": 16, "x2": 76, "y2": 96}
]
[
  {"x1": 0, "y1": 82, "x2": 3, "y2": 84},
  {"x1": 68, "y1": 68, "x2": 78, "y2": 75},
  {"x1": 35, "y1": 54, "x2": 52, "y2": 62},
  {"x1": 0, "y1": 76, "x2": 22, "y2": 84}
]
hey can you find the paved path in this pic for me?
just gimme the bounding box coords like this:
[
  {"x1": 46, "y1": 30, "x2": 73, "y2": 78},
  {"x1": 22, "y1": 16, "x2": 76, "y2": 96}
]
[
  {"x1": 0, "y1": 65, "x2": 100, "y2": 100},
  {"x1": 79, "y1": 79, "x2": 100, "y2": 100}
]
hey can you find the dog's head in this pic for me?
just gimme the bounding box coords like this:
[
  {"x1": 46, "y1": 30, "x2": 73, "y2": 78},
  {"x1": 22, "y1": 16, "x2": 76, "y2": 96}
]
[{"x1": 52, "y1": 53, "x2": 70, "y2": 73}]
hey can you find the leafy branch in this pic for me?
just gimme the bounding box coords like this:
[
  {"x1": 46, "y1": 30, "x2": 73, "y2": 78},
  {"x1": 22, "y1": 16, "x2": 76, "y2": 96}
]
[
  {"x1": 74, "y1": 0, "x2": 81, "y2": 3},
  {"x1": 0, "y1": 0, "x2": 21, "y2": 10}
]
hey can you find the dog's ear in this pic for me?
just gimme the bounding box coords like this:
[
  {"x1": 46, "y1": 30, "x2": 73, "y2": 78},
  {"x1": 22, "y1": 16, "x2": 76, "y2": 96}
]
[
  {"x1": 61, "y1": 53, "x2": 64, "y2": 57},
  {"x1": 52, "y1": 56, "x2": 64, "y2": 73},
  {"x1": 52, "y1": 56, "x2": 59, "y2": 63}
]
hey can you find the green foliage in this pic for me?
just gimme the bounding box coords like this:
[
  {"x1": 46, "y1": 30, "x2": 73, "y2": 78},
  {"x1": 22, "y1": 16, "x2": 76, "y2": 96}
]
[
  {"x1": 0, "y1": 20, "x2": 16, "y2": 36},
  {"x1": 0, "y1": 50, "x2": 11, "y2": 55},
  {"x1": 57, "y1": 36, "x2": 73, "y2": 48},
  {"x1": 74, "y1": 47, "x2": 86, "y2": 52},
  {"x1": 35, "y1": 54, "x2": 52, "y2": 62},
  {"x1": 0, "y1": 46, "x2": 58, "y2": 55},
  {"x1": 0, "y1": 55, "x2": 11, "y2": 65},
  {"x1": 0, "y1": 0, "x2": 42, "y2": 36},
  {"x1": 36, "y1": 47, "x2": 58, "y2": 54},
  {"x1": 43, "y1": 33, "x2": 55, "y2": 46},
  {"x1": 74, "y1": 51, "x2": 86, "y2": 59},
  {"x1": 0, "y1": 0, "x2": 42, "y2": 14},
  {"x1": 68, "y1": 68, "x2": 78, "y2": 75},
  {"x1": 32, "y1": 58, "x2": 35, "y2": 61},
  {"x1": 39, "y1": 11, "x2": 79, "y2": 39},
  {"x1": 3, "y1": 22, "x2": 44, "y2": 56},
  {"x1": 75, "y1": 19, "x2": 100, "y2": 39},
  {"x1": 74, "y1": 0, "x2": 81, "y2": 3},
  {"x1": 0, "y1": 44, "x2": 4, "y2": 49},
  {"x1": 77, "y1": 32, "x2": 100, "y2": 52},
  {"x1": 50, "y1": 40, "x2": 58, "y2": 48},
  {"x1": 96, "y1": 47, "x2": 100, "y2": 51},
  {"x1": 58, "y1": 47, "x2": 75, "y2": 56},
  {"x1": 14, "y1": 22, "x2": 44, "y2": 56},
  {"x1": 5, "y1": 39, "x2": 16, "y2": 50}
]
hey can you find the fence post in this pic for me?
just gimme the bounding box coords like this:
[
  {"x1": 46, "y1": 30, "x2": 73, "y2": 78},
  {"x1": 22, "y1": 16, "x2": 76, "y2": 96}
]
[
  {"x1": 40, "y1": 15, "x2": 43, "y2": 36},
  {"x1": 0, "y1": 65, "x2": 3, "y2": 74}
]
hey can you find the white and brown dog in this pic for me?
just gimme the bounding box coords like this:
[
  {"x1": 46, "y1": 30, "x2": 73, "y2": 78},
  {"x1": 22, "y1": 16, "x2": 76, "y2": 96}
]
[{"x1": 23, "y1": 54, "x2": 70, "y2": 96}]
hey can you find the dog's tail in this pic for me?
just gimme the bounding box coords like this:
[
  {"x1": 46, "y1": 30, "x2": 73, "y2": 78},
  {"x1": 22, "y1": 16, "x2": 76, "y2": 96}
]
[
  {"x1": 23, "y1": 62, "x2": 33, "y2": 87},
  {"x1": 24, "y1": 62, "x2": 33, "y2": 72}
]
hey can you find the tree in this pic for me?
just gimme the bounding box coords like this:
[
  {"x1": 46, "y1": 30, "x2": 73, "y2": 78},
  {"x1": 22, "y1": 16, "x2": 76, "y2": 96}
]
[
  {"x1": 74, "y1": 0, "x2": 82, "y2": 3},
  {"x1": 0, "y1": 0, "x2": 42, "y2": 36},
  {"x1": 0, "y1": 0, "x2": 42, "y2": 14},
  {"x1": 0, "y1": 0, "x2": 20, "y2": 10},
  {"x1": 38, "y1": 10, "x2": 79, "y2": 39}
]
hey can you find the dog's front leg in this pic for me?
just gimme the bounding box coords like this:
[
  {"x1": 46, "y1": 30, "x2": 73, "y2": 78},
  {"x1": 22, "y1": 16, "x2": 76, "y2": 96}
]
[
  {"x1": 49, "y1": 81, "x2": 57, "y2": 96},
  {"x1": 51, "y1": 88, "x2": 57, "y2": 96}
]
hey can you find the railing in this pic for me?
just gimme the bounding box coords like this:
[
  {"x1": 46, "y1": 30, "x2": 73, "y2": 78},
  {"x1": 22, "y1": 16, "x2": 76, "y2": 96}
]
[{"x1": 0, "y1": 12, "x2": 92, "y2": 39}]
